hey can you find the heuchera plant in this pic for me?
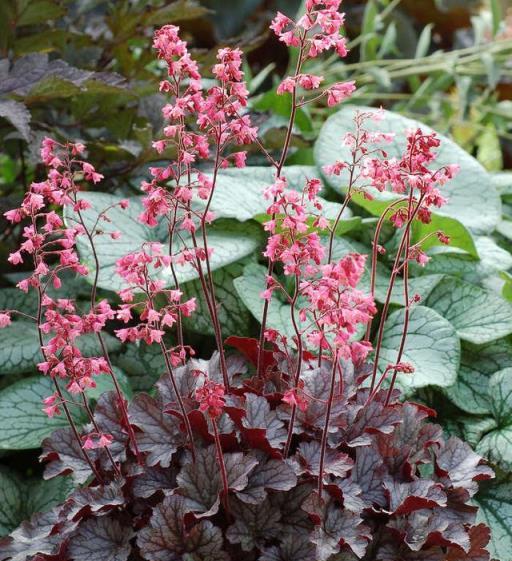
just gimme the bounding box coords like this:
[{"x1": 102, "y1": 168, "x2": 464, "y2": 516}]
[{"x1": 0, "y1": 1, "x2": 495, "y2": 560}]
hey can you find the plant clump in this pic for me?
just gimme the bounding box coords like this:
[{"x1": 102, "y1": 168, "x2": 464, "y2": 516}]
[{"x1": 0, "y1": 1, "x2": 496, "y2": 560}]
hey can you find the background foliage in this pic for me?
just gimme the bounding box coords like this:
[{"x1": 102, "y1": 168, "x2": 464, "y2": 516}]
[{"x1": 1, "y1": 0, "x2": 512, "y2": 558}]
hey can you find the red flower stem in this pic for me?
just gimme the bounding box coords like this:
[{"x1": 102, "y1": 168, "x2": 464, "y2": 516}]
[
  {"x1": 168, "y1": 209, "x2": 184, "y2": 353},
  {"x1": 318, "y1": 352, "x2": 338, "y2": 496},
  {"x1": 257, "y1": 32, "x2": 307, "y2": 378},
  {"x1": 35, "y1": 282, "x2": 102, "y2": 483},
  {"x1": 198, "y1": 133, "x2": 229, "y2": 387},
  {"x1": 385, "y1": 217, "x2": 412, "y2": 406},
  {"x1": 283, "y1": 273, "x2": 303, "y2": 457},
  {"x1": 365, "y1": 198, "x2": 408, "y2": 341},
  {"x1": 369, "y1": 192, "x2": 423, "y2": 392},
  {"x1": 158, "y1": 339, "x2": 196, "y2": 462},
  {"x1": 74, "y1": 205, "x2": 142, "y2": 463},
  {"x1": 212, "y1": 417, "x2": 230, "y2": 515}
]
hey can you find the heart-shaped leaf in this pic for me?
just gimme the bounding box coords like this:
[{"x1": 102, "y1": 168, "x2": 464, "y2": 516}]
[
  {"x1": 476, "y1": 368, "x2": 512, "y2": 471},
  {"x1": 0, "y1": 368, "x2": 129, "y2": 450},
  {"x1": 425, "y1": 277, "x2": 512, "y2": 344},
  {"x1": 0, "y1": 466, "x2": 73, "y2": 537},
  {"x1": 475, "y1": 481, "x2": 512, "y2": 561},
  {"x1": 443, "y1": 339, "x2": 512, "y2": 415},
  {"x1": 379, "y1": 305, "x2": 460, "y2": 391}
]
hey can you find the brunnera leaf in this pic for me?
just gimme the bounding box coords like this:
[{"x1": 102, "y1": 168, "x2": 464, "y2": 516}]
[
  {"x1": 379, "y1": 305, "x2": 460, "y2": 392},
  {"x1": 128, "y1": 393, "x2": 184, "y2": 468},
  {"x1": 0, "y1": 321, "x2": 120, "y2": 377},
  {"x1": 67, "y1": 516, "x2": 133, "y2": 561},
  {"x1": 0, "y1": 466, "x2": 72, "y2": 538},
  {"x1": 137, "y1": 495, "x2": 228, "y2": 561},
  {"x1": 475, "y1": 481, "x2": 512, "y2": 561},
  {"x1": 176, "y1": 446, "x2": 258, "y2": 517},
  {"x1": 476, "y1": 368, "x2": 512, "y2": 472},
  {"x1": 425, "y1": 277, "x2": 512, "y2": 345},
  {"x1": 443, "y1": 339, "x2": 512, "y2": 416}
]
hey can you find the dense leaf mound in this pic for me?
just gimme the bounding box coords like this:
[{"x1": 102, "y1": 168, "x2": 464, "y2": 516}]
[{"x1": 0, "y1": 345, "x2": 494, "y2": 561}]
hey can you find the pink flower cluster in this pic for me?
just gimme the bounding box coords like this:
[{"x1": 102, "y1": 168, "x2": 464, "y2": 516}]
[
  {"x1": 140, "y1": 25, "x2": 257, "y2": 236},
  {"x1": 195, "y1": 379, "x2": 226, "y2": 419},
  {"x1": 262, "y1": 176, "x2": 326, "y2": 276},
  {"x1": 114, "y1": 243, "x2": 196, "y2": 366},
  {"x1": 271, "y1": 0, "x2": 355, "y2": 107},
  {"x1": 300, "y1": 254, "x2": 376, "y2": 361},
  {"x1": 0, "y1": 140, "x2": 125, "y2": 453},
  {"x1": 261, "y1": 173, "x2": 375, "y2": 363}
]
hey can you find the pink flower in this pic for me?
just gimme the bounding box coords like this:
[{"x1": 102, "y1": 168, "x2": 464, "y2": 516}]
[
  {"x1": 282, "y1": 388, "x2": 308, "y2": 412},
  {"x1": 277, "y1": 77, "x2": 296, "y2": 95},
  {"x1": 297, "y1": 73, "x2": 323, "y2": 90},
  {"x1": 8, "y1": 251, "x2": 23, "y2": 265},
  {"x1": 195, "y1": 379, "x2": 226, "y2": 418},
  {"x1": 0, "y1": 313, "x2": 11, "y2": 328},
  {"x1": 326, "y1": 81, "x2": 356, "y2": 107}
]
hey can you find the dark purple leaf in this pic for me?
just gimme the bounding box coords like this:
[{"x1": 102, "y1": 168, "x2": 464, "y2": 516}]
[
  {"x1": 40, "y1": 428, "x2": 95, "y2": 485},
  {"x1": 383, "y1": 479, "x2": 447, "y2": 515},
  {"x1": 156, "y1": 364, "x2": 199, "y2": 404},
  {"x1": 346, "y1": 400, "x2": 403, "y2": 447},
  {"x1": 226, "y1": 497, "x2": 281, "y2": 551},
  {"x1": 260, "y1": 534, "x2": 316, "y2": 561},
  {"x1": 176, "y1": 446, "x2": 258, "y2": 517},
  {"x1": 352, "y1": 447, "x2": 387, "y2": 508},
  {"x1": 377, "y1": 403, "x2": 438, "y2": 475},
  {"x1": 387, "y1": 509, "x2": 470, "y2": 552},
  {"x1": 0, "y1": 509, "x2": 73, "y2": 561},
  {"x1": 303, "y1": 493, "x2": 371, "y2": 560},
  {"x1": 137, "y1": 495, "x2": 228, "y2": 561},
  {"x1": 435, "y1": 437, "x2": 494, "y2": 496},
  {"x1": 132, "y1": 466, "x2": 177, "y2": 499},
  {"x1": 285, "y1": 366, "x2": 348, "y2": 433},
  {"x1": 129, "y1": 393, "x2": 183, "y2": 467},
  {"x1": 294, "y1": 441, "x2": 353, "y2": 480},
  {"x1": 0, "y1": 100, "x2": 31, "y2": 141},
  {"x1": 446, "y1": 524, "x2": 491, "y2": 561},
  {"x1": 65, "y1": 480, "x2": 125, "y2": 520},
  {"x1": 0, "y1": 54, "x2": 125, "y2": 96},
  {"x1": 242, "y1": 393, "x2": 287, "y2": 452},
  {"x1": 235, "y1": 454, "x2": 297, "y2": 504},
  {"x1": 336, "y1": 477, "x2": 365, "y2": 514},
  {"x1": 68, "y1": 516, "x2": 133, "y2": 561},
  {"x1": 269, "y1": 484, "x2": 314, "y2": 534},
  {"x1": 376, "y1": 541, "x2": 446, "y2": 561}
]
